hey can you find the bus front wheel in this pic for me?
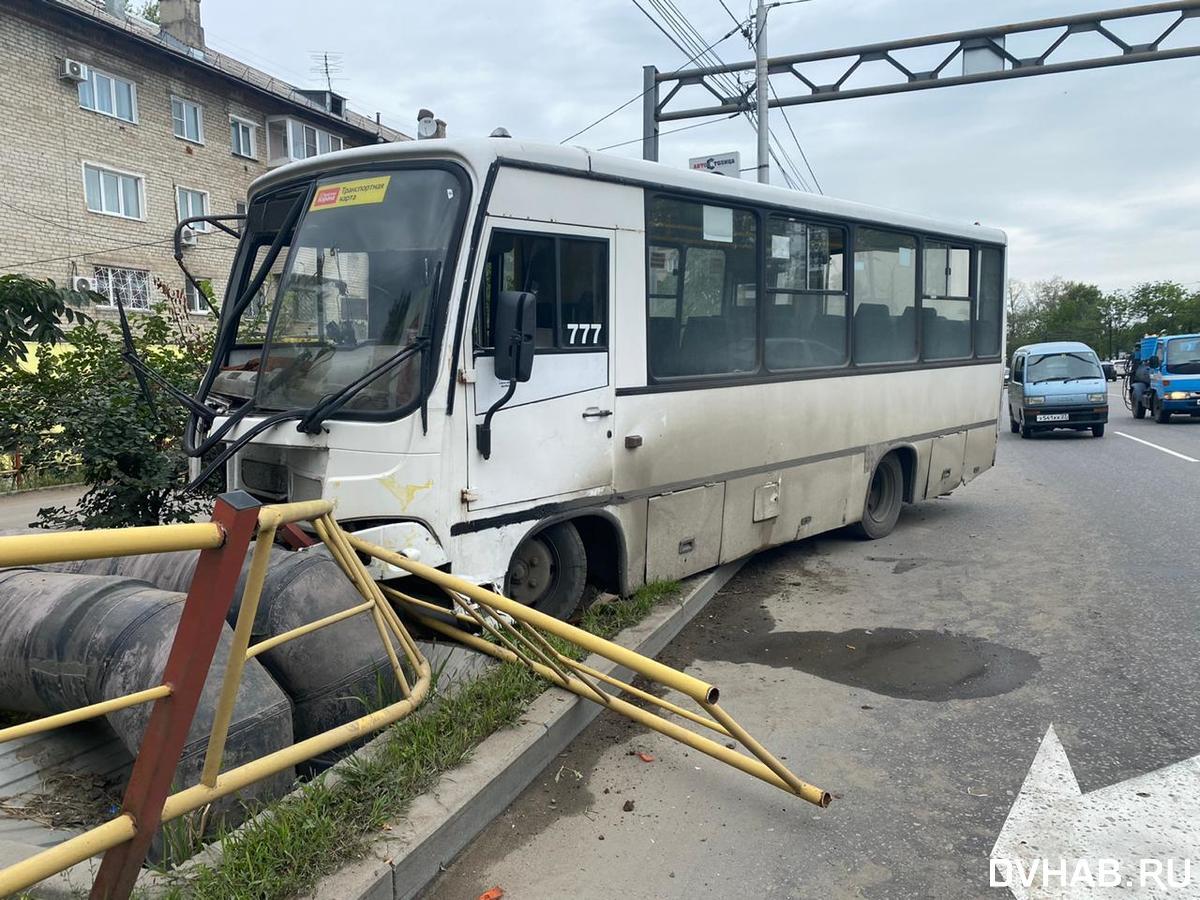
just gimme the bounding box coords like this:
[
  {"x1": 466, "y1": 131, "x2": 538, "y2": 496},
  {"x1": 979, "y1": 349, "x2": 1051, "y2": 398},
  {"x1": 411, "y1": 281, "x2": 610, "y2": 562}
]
[
  {"x1": 853, "y1": 454, "x2": 904, "y2": 540},
  {"x1": 505, "y1": 522, "x2": 587, "y2": 620}
]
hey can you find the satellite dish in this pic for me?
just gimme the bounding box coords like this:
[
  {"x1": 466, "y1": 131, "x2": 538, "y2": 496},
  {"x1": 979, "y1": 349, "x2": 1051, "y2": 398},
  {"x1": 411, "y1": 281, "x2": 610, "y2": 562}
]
[{"x1": 417, "y1": 108, "x2": 438, "y2": 140}]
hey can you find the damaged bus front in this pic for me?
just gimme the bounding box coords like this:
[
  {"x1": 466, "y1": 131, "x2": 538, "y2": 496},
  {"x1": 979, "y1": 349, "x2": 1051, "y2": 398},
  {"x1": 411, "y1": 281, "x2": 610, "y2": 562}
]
[{"x1": 183, "y1": 156, "x2": 474, "y2": 574}]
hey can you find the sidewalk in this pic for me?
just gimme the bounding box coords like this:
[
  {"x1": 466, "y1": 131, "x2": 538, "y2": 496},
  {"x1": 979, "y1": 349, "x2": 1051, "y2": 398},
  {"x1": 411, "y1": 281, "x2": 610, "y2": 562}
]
[{"x1": 0, "y1": 486, "x2": 83, "y2": 532}]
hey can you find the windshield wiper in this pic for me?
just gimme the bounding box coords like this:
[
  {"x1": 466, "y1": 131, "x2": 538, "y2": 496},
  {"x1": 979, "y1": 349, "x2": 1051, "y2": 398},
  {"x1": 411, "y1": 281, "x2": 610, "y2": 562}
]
[{"x1": 295, "y1": 338, "x2": 430, "y2": 435}]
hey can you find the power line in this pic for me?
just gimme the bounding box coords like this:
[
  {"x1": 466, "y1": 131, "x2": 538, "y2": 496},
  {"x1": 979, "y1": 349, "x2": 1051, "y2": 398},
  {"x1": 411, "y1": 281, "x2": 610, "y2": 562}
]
[
  {"x1": 559, "y1": 12, "x2": 747, "y2": 144},
  {"x1": 0, "y1": 237, "x2": 178, "y2": 273},
  {"x1": 769, "y1": 81, "x2": 823, "y2": 192},
  {"x1": 597, "y1": 113, "x2": 739, "y2": 150}
]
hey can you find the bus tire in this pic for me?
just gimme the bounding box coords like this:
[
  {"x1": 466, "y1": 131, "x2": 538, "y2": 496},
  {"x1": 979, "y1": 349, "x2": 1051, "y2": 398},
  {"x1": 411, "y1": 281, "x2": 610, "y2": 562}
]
[
  {"x1": 853, "y1": 454, "x2": 903, "y2": 540},
  {"x1": 505, "y1": 522, "x2": 587, "y2": 620}
]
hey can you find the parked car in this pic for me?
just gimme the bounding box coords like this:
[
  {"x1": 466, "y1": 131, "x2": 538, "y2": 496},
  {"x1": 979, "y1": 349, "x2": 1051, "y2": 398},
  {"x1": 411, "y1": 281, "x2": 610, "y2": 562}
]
[{"x1": 1007, "y1": 341, "x2": 1109, "y2": 438}]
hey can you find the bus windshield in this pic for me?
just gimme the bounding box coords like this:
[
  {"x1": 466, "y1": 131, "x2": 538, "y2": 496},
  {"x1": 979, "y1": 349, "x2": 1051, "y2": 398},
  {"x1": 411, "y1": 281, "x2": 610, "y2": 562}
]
[
  {"x1": 1164, "y1": 337, "x2": 1200, "y2": 374},
  {"x1": 248, "y1": 168, "x2": 465, "y2": 415},
  {"x1": 1026, "y1": 351, "x2": 1102, "y2": 383}
]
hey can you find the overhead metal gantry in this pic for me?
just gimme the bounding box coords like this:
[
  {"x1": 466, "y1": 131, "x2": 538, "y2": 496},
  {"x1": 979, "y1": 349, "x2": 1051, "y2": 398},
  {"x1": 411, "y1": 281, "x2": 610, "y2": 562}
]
[{"x1": 642, "y1": 1, "x2": 1200, "y2": 162}]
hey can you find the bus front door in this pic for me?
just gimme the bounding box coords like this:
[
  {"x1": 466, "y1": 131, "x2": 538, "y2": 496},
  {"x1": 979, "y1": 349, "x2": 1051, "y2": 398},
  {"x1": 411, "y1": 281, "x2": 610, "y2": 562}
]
[{"x1": 466, "y1": 222, "x2": 615, "y2": 511}]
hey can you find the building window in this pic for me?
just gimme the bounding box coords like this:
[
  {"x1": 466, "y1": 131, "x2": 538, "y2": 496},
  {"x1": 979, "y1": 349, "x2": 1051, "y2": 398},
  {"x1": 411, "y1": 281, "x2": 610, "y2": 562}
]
[
  {"x1": 230, "y1": 116, "x2": 257, "y2": 158},
  {"x1": 83, "y1": 163, "x2": 143, "y2": 219},
  {"x1": 78, "y1": 68, "x2": 137, "y2": 123},
  {"x1": 171, "y1": 96, "x2": 204, "y2": 143},
  {"x1": 93, "y1": 266, "x2": 151, "y2": 310},
  {"x1": 176, "y1": 186, "x2": 209, "y2": 230},
  {"x1": 185, "y1": 278, "x2": 213, "y2": 314},
  {"x1": 266, "y1": 116, "x2": 344, "y2": 165}
]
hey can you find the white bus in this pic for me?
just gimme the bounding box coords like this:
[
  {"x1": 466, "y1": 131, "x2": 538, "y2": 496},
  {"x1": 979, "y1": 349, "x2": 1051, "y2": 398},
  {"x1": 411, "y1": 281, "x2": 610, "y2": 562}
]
[{"x1": 190, "y1": 138, "x2": 1006, "y2": 619}]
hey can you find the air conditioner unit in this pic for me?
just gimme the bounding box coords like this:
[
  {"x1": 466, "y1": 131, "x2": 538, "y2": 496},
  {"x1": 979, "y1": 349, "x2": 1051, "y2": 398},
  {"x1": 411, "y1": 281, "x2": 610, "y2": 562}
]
[
  {"x1": 71, "y1": 275, "x2": 97, "y2": 293},
  {"x1": 179, "y1": 227, "x2": 198, "y2": 247},
  {"x1": 59, "y1": 58, "x2": 88, "y2": 82}
]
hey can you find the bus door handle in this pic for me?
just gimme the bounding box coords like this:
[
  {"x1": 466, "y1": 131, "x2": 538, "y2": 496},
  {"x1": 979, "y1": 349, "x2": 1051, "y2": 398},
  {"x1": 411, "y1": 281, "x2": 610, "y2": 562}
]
[{"x1": 582, "y1": 407, "x2": 613, "y2": 419}]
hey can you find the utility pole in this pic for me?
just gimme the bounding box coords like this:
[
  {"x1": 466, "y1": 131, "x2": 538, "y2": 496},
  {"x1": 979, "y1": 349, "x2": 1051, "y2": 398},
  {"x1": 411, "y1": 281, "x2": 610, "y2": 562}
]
[{"x1": 754, "y1": 0, "x2": 769, "y2": 184}]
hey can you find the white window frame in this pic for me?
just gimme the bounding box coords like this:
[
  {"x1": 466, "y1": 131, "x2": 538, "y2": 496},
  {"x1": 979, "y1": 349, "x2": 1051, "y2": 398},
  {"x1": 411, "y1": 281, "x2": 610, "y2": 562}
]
[
  {"x1": 230, "y1": 115, "x2": 258, "y2": 159},
  {"x1": 78, "y1": 66, "x2": 138, "y2": 124},
  {"x1": 92, "y1": 266, "x2": 152, "y2": 311},
  {"x1": 266, "y1": 116, "x2": 346, "y2": 165},
  {"x1": 81, "y1": 161, "x2": 146, "y2": 221},
  {"x1": 171, "y1": 95, "x2": 205, "y2": 144},
  {"x1": 185, "y1": 278, "x2": 212, "y2": 315},
  {"x1": 176, "y1": 185, "x2": 210, "y2": 232}
]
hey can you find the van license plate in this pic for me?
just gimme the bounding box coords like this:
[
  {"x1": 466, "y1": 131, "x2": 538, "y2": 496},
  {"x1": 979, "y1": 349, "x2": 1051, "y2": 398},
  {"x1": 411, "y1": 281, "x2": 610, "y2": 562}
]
[{"x1": 1036, "y1": 413, "x2": 1069, "y2": 422}]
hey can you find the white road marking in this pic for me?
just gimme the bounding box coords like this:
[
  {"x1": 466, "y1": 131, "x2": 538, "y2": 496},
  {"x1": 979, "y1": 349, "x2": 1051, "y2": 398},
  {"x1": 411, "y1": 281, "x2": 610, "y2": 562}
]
[
  {"x1": 1113, "y1": 431, "x2": 1200, "y2": 463},
  {"x1": 991, "y1": 726, "x2": 1200, "y2": 898}
]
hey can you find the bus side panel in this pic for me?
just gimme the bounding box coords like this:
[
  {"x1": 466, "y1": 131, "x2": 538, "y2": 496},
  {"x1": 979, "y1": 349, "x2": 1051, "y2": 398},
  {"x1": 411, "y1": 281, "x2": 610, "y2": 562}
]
[
  {"x1": 961, "y1": 424, "x2": 998, "y2": 486},
  {"x1": 718, "y1": 456, "x2": 857, "y2": 563},
  {"x1": 646, "y1": 484, "x2": 725, "y2": 582},
  {"x1": 925, "y1": 431, "x2": 968, "y2": 497}
]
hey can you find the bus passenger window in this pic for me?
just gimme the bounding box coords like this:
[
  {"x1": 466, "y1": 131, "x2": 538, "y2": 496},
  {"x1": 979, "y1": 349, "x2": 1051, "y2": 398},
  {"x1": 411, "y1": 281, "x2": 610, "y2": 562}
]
[
  {"x1": 474, "y1": 230, "x2": 608, "y2": 353},
  {"x1": 976, "y1": 247, "x2": 1004, "y2": 357},
  {"x1": 853, "y1": 228, "x2": 917, "y2": 364},
  {"x1": 765, "y1": 217, "x2": 847, "y2": 370},
  {"x1": 646, "y1": 196, "x2": 757, "y2": 378},
  {"x1": 921, "y1": 241, "x2": 972, "y2": 360}
]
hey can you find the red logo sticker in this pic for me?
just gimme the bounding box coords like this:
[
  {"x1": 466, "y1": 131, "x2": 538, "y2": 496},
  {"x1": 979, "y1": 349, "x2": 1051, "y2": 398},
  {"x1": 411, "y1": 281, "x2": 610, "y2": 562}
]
[{"x1": 313, "y1": 187, "x2": 341, "y2": 208}]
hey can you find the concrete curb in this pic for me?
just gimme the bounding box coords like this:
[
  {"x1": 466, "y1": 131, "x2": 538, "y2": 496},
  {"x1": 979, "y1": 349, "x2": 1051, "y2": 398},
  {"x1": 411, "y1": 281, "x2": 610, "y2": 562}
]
[{"x1": 308, "y1": 560, "x2": 745, "y2": 900}]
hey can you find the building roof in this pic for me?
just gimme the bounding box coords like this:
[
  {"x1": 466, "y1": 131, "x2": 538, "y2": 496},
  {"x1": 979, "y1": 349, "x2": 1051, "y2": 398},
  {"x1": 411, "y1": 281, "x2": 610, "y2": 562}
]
[
  {"x1": 45, "y1": 0, "x2": 410, "y2": 143},
  {"x1": 252, "y1": 137, "x2": 1008, "y2": 245}
]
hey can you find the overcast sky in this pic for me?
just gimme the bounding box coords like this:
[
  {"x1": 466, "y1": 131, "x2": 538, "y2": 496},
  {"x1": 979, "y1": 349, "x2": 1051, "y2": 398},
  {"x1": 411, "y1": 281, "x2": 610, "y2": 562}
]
[{"x1": 201, "y1": 0, "x2": 1200, "y2": 292}]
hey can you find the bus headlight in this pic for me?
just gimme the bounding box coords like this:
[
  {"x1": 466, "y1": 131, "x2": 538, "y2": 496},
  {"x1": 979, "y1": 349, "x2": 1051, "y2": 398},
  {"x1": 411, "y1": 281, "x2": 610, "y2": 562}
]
[
  {"x1": 1167, "y1": 391, "x2": 1190, "y2": 400},
  {"x1": 1087, "y1": 393, "x2": 1107, "y2": 402},
  {"x1": 1025, "y1": 396, "x2": 1045, "y2": 405}
]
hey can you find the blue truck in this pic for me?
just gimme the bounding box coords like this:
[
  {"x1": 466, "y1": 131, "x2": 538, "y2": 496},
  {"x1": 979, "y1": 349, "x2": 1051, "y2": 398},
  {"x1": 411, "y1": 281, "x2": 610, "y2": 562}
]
[{"x1": 1127, "y1": 334, "x2": 1200, "y2": 422}]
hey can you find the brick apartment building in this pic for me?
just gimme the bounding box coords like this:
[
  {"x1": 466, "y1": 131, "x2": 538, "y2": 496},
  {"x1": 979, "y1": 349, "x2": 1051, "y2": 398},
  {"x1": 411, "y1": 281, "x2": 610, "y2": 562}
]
[{"x1": 0, "y1": 0, "x2": 410, "y2": 324}]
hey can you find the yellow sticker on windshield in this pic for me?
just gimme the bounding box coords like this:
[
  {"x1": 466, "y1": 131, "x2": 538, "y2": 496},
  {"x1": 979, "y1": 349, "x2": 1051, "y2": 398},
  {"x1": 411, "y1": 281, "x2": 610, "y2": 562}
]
[{"x1": 309, "y1": 175, "x2": 392, "y2": 211}]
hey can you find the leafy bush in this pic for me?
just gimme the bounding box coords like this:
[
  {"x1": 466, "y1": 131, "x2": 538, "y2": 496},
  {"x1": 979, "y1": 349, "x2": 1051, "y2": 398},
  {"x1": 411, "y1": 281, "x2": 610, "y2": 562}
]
[
  {"x1": 0, "y1": 275, "x2": 91, "y2": 369},
  {"x1": 0, "y1": 278, "x2": 217, "y2": 528}
]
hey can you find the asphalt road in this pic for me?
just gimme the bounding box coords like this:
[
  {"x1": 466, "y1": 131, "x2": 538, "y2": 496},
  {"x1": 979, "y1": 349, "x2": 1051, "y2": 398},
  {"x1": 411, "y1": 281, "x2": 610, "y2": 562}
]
[
  {"x1": 0, "y1": 485, "x2": 84, "y2": 532},
  {"x1": 425, "y1": 384, "x2": 1200, "y2": 899}
]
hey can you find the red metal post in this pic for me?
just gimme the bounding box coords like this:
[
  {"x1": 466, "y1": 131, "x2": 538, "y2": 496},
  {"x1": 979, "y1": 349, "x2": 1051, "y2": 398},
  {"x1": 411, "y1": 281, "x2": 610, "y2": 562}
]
[{"x1": 90, "y1": 491, "x2": 261, "y2": 900}]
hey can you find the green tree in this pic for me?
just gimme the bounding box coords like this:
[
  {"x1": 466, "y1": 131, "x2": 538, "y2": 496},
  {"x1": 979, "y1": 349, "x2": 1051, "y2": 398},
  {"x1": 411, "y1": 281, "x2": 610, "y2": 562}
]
[
  {"x1": 0, "y1": 280, "x2": 216, "y2": 528},
  {"x1": 0, "y1": 275, "x2": 92, "y2": 369},
  {"x1": 126, "y1": 0, "x2": 159, "y2": 23}
]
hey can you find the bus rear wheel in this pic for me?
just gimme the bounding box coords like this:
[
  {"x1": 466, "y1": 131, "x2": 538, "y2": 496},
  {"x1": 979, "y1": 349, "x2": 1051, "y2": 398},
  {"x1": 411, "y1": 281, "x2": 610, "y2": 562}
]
[
  {"x1": 853, "y1": 453, "x2": 904, "y2": 540},
  {"x1": 505, "y1": 522, "x2": 587, "y2": 620}
]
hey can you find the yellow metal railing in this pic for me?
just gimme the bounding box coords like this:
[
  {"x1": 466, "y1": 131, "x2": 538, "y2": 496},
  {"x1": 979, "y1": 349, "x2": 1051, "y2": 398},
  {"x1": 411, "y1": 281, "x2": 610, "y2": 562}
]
[
  {"x1": 0, "y1": 493, "x2": 829, "y2": 899},
  {"x1": 0, "y1": 496, "x2": 430, "y2": 900},
  {"x1": 352, "y1": 534, "x2": 832, "y2": 809}
]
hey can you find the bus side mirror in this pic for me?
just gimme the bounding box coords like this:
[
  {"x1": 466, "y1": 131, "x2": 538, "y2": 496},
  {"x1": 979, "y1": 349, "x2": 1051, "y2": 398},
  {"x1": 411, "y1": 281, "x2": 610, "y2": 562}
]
[{"x1": 494, "y1": 290, "x2": 536, "y2": 383}]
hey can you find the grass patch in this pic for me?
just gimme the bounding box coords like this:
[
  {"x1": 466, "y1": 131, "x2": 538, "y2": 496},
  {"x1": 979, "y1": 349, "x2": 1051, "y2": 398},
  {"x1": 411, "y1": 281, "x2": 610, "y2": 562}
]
[{"x1": 164, "y1": 580, "x2": 680, "y2": 900}]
